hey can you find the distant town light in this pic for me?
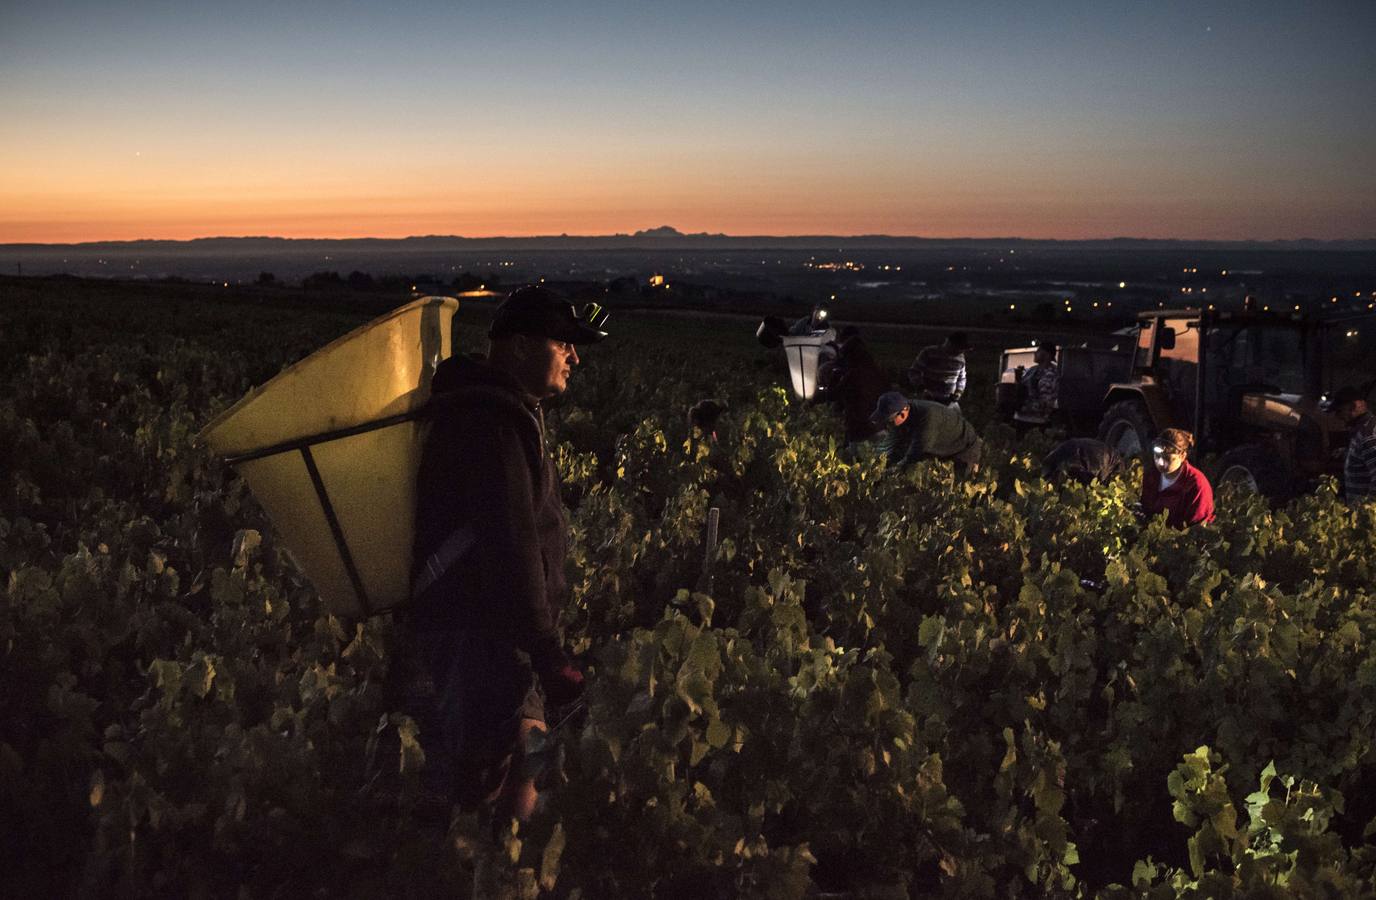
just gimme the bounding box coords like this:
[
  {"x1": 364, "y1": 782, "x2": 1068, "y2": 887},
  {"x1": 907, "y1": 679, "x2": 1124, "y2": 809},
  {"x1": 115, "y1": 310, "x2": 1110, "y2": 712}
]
[
  {"x1": 1009, "y1": 303, "x2": 1016, "y2": 310},
  {"x1": 1118, "y1": 281, "x2": 1126, "y2": 288},
  {"x1": 1346, "y1": 329, "x2": 1359, "y2": 338}
]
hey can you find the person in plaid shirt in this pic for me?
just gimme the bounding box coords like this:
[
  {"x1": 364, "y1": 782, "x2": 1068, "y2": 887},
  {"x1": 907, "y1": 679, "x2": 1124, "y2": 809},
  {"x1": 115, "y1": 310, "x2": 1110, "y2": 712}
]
[
  {"x1": 1013, "y1": 343, "x2": 1060, "y2": 434},
  {"x1": 1333, "y1": 385, "x2": 1376, "y2": 504},
  {"x1": 909, "y1": 331, "x2": 971, "y2": 406}
]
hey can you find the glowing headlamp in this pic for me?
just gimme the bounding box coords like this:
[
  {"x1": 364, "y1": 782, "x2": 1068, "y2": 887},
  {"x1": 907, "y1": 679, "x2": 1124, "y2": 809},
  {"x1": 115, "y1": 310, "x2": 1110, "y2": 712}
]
[{"x1": 580, "y1": 302, "x2": 610, "y2": 332}]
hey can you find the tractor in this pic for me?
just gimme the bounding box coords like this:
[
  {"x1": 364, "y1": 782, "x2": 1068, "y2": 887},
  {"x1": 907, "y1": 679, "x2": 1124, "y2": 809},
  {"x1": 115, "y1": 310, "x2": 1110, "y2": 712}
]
[{"x1": 1000, "y1": 307, "x2": 1368, "y2": 498}]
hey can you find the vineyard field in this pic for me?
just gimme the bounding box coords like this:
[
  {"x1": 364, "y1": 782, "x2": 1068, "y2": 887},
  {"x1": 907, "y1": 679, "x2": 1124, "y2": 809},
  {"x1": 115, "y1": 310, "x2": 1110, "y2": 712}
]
[{"x1": 2, "y1": 277, "x2": 1374, "y2": 898}]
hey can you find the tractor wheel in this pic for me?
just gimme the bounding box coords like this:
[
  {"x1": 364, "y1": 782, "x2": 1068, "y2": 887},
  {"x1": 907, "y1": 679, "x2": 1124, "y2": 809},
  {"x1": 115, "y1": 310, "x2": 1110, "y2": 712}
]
[
  {"x1": 1215, "y1": 444, "x2": 1291, "y2": 500},
  {"x1": 1098, "y1": 400, "x2": 1155, "y2": 463}
]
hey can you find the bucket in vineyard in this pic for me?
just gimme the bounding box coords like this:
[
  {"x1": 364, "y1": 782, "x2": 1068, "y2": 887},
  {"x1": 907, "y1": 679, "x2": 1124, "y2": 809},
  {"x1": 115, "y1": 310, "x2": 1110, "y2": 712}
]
[
  {"x1": 756, "y1": 311, "x2": 837, "y2": 400},
  {"x1": 779, "y1": 331, "x2": 838, "y2": 400},
  {"x1": 196, "y1": 296, "x2": 459, "y2": 618}
]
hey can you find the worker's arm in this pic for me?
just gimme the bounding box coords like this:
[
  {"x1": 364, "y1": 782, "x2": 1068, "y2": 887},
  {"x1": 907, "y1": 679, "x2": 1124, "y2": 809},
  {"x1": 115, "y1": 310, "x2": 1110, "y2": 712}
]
[
  {"x1": 1176, "y1": 471, "x2": 1215, "y2": 526},
  {"x1": 895, "y1": 417, "x2": 931, "y2": 469},
  {"x1": 469, "y1": 418, "x2": 558, "y2": 645},
  {"x1": 907, "y1": 347, "x2": 928, "y2": 386},
  {"x1": 1038, "y1": 367, "x2": 1060, "y2": 409},
  {"x1": 1351, "y1": 429, "x2": 1376, "y2": 499},
  {"x1": 418, "y1": 409, "x2": 554, "y2": 644}
]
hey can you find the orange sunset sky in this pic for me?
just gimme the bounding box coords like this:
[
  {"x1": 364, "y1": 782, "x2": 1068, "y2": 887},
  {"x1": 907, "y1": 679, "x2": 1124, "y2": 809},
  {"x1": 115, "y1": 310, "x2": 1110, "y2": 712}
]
[{"x1": 2, "y1": 1, "x2": 1373, "y2": 243}]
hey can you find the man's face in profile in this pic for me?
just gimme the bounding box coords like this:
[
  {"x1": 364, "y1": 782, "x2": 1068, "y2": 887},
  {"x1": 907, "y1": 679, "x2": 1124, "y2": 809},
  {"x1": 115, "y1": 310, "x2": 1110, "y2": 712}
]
[{"x1": 520, "y1": 335, "x2": 580, "y2": 398}]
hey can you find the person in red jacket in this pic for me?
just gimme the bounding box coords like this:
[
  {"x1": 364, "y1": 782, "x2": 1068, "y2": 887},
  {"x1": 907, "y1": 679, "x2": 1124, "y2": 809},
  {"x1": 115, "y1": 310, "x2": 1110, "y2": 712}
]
[{"x1": 1139, "y1": 428, "x2": 1215, "y2": 528}]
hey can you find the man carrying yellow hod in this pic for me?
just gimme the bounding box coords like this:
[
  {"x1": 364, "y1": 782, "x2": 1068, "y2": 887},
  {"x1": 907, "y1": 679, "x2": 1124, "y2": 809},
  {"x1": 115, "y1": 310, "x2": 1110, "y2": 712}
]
[{"x1": 406, "y1": 286, "x2": 607, "y2": 822}]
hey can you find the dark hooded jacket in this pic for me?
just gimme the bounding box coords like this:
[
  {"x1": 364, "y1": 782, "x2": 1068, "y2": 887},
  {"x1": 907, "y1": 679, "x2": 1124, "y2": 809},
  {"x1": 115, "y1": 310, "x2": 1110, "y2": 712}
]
[
  {"x1": 1042, "y1": 438, "x2": 1125, "y2": 485},
  {"x1": 885, "y1": 399, "x2": 980, "y2": 468},
  {"x1": 834, "y1": 337, "x2": 889, "y2": 444},
  {"x1": 409, "y1": 354, "x2": 567, "y2": 659}
]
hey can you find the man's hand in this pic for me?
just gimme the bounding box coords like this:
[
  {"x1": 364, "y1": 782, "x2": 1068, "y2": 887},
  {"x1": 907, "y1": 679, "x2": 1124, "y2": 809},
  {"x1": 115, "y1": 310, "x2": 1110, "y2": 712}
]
[
  {"x1": 541, "y1": 663, "x2": 585, "y2": 707},
  {"x1": 530, "y1": 635, "x2": 586, "y2": 706}
]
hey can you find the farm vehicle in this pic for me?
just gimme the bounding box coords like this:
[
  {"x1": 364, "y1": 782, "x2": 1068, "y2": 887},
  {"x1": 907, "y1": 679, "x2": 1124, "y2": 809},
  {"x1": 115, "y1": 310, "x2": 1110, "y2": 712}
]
[{"x1": 998, "y1": 307, "x2": 1370, "y2": 498}]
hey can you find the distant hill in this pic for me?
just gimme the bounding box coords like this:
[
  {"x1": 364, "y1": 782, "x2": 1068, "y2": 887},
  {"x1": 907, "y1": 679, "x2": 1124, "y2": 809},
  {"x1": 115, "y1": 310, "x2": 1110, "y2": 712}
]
[
  {"x1": 3, "y1": 231, "x2": 1371, "y2": 285},
  {"x1": 3, "y1": 233, "x2": 1374, "y2": 253}
]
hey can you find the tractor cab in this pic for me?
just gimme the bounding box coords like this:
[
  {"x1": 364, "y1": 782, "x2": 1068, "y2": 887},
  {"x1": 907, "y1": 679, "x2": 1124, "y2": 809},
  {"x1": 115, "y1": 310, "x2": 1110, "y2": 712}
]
[
  {"x1": 1099, "y1": 308, "x2": 1350, "y2": 496},
  {"x1": 1133, "y1": 311, "x2": 1318, "y2": 444}
]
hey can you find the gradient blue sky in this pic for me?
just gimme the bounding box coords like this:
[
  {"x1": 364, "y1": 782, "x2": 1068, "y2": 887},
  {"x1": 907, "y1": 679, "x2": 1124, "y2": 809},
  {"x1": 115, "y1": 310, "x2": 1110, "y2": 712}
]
[{"x1": 2, "y1": 0, "x2": 1372, "y2": 241}]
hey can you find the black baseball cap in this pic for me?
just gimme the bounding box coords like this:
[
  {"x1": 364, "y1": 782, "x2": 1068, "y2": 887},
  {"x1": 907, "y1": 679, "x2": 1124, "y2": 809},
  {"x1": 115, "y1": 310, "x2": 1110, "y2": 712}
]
[
  {"x1": 489, "y1": 286, "x2": 609, "y2": 343},
  {"x1": 870, "y1": 391, "x2": 911, "y2": 426},
  {"x1": 1331, "y1": 385, "x2": 1368, "y2": 406}
]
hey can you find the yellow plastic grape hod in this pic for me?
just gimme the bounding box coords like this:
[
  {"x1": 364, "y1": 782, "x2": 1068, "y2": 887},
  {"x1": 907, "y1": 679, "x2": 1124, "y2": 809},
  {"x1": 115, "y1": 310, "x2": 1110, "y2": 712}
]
[{"x1": 196, "y1": 297, "x2": 459, "y2": 618}]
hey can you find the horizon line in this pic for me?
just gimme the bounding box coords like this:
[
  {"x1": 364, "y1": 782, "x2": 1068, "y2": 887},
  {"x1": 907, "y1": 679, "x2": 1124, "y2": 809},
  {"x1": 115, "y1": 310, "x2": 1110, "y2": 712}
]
[{"x1": 4, "y1": 231, "x2": 1375, "y2": 248}]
